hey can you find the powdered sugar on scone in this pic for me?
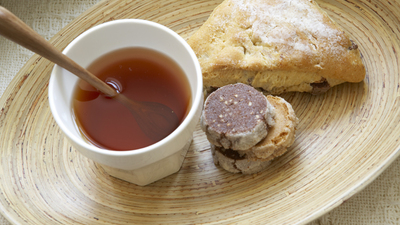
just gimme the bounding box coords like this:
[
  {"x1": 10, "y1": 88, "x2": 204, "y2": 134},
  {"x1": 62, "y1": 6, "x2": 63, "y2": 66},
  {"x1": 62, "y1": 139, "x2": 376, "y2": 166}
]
[
  {"x1": 188, "y1": 0, "x2": 365, "y2": 94},
  {"x1": 229, "y1": 0, "x2": 346, "y2": 59}
]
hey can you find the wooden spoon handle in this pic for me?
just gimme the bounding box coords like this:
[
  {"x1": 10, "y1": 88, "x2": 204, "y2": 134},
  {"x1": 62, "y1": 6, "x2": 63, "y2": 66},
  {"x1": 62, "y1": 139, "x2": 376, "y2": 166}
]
[{"x1": 0, "y1": 6, "x2": 117, "y2": 97}]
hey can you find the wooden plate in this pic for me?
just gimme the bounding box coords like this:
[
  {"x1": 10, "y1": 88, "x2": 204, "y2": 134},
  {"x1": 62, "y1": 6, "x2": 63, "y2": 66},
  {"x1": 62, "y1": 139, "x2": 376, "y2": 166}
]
[{"x1": 0, "y1": 0, "x2": 399, "y2": 224}]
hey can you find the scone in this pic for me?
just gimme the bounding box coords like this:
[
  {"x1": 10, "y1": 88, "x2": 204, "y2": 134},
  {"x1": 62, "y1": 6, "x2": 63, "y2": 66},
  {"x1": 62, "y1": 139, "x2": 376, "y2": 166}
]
[
  {"x1": 211, "y1": 95, "x2": 298, "y2": 174},
  {"x1": 188, "y1": 0, "x2": 366, "y2": 95},
  {"x1": 200, "y1": 83, "x2": 276, "y2": 150}
]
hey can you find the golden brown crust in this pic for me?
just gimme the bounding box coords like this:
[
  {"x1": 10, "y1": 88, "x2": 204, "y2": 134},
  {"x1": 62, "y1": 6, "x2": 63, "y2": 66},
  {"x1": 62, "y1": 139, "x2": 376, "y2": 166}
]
[{"x1": 188, "y1": 0, "x2": 366, "y2": 94}]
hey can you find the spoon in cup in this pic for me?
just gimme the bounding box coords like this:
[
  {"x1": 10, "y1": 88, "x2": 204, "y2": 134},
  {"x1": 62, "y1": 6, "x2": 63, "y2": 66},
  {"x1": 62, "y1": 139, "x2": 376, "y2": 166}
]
[{"x1": 0, "y1": 6, "x2": 180, "y2": 143}]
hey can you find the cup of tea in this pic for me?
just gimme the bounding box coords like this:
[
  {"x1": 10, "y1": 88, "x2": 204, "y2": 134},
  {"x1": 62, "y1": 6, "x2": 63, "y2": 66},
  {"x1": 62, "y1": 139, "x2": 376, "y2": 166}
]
[{"x1": 48, "y1": 19, "x2": 203, "y2": 186}]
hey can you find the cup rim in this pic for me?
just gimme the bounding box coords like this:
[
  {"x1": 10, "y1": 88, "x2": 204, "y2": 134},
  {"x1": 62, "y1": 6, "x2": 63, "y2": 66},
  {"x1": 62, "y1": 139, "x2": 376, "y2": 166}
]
[{"x1": 49, "y1": 19, "x2": 203, "y2": 157}]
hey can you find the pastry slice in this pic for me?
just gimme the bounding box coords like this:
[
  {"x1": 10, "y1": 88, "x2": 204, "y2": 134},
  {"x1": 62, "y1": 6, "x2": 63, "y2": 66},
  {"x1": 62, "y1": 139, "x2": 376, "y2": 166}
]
[
  {"x1": 211, "y1": 145, "x2": 272, "y2": 174},
  {"x1": 188, "y1": 0, "x2": 366, "y2": 94},
  {"x1": 240, "y1": 95, "x2": 298, "y2": 160},
  {"x1": 211, "y1": 95, "x2": 298, "y2": 174},
  {"x1": 200, "y1": 83, "x2": 276, "y2": 150}
]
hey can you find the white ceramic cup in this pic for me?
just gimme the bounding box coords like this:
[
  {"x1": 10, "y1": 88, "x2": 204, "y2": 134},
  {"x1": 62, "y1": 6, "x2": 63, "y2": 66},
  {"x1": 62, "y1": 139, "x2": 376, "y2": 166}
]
[{"x1": 48, "y1": 19, "x2": 203, "y2": 186}]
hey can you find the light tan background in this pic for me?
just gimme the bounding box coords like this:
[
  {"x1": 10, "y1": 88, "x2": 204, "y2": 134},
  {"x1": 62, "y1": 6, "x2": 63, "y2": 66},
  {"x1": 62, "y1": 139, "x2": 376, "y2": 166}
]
[{"x1": 0, "y1": 0, "x2": 399, "y2": 224}]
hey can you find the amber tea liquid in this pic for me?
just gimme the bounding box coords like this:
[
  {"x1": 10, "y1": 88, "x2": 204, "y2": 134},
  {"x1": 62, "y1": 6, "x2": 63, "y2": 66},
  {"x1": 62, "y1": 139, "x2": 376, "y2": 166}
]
[{"x1": 72, "y1": 47, "x2": 191, "y2": 151}]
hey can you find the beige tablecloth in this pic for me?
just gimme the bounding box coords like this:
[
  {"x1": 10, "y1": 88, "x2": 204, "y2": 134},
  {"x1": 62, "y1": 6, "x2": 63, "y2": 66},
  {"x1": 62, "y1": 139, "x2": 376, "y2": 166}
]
[{"x1": 1, "y1": 0, "x2": 400, "y2": 224}]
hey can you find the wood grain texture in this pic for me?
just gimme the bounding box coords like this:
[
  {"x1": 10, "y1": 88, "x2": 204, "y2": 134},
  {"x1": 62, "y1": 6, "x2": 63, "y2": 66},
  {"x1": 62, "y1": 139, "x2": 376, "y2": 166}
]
[{"x1": 0, "y1": 0, "x2": 399, "y2": 224}]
